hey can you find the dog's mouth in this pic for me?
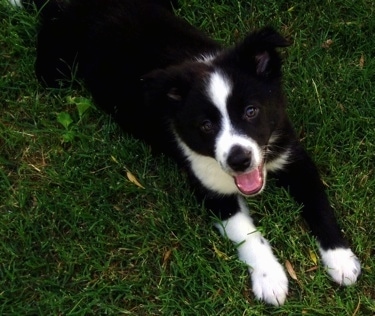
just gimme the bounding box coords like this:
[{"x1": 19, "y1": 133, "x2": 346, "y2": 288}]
[{"x1": 233, "y1": 165, "x2": 264, "y2": 196}]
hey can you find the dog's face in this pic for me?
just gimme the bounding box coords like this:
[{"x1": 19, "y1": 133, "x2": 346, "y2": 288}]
[{"x1": 143, "y1": 28, "x2": 290, "y2": 195}]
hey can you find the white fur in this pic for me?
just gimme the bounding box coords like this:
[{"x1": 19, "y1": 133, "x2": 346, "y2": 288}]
[
  {"x1": 265, "y1": 133, "x2": 291, "y2": 172},
  {"x1": 215, "y1": 198, "x2": 288, "y2": 305},
  {"x1": 266, "y1": 149, "x2": 291, "y2": 172},
  {"x1": 176, "y1": 140, "x2": 238, "y2": 194},
  {"x1": 319, "y1": 247, "x2": 361, "y2": 285},
  {"x1": 206, "y1": 71, "x2": 263, "y2": 175},
  {"x1": 207, "y1": 71, "x2": 232, "y2": 111}
]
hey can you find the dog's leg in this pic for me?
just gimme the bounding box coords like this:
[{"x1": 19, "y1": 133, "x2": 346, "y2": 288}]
[
  {"x1": 211, "y1": 195, "x2": 288, "y2": 305},
  {"x1": 274, "y1": 144, "x2": 361, "y2": 285}
]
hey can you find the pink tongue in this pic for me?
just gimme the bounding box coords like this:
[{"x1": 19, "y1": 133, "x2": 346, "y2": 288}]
[{"x1": 234, "y1": 168, "x2": 263, "y2": 195}]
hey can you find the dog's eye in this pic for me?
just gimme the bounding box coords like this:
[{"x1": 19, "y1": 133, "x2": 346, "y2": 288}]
[
  {"x1": 200, "y1": 120, "x2": 214, "y2": 133},
  {"x1": 244, "y1": 105, "x2": 258, "y2": 120}
]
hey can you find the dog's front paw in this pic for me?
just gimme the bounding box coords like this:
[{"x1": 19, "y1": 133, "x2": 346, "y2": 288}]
[
  {"x1": 320, "y1": 247, "x2": 361, "y2": 285},
  {"x1": 250, "y1": 260, "x2": 288, "y2": 306}
]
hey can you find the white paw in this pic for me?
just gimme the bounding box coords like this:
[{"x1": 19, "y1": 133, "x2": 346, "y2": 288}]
[
  {"x1": 320, "y1": 247, "x2": 361, "y2": 285},
  {"x1": 216, "y1": 211, "x2": 288, "y2": 305},
  {"x1": 250, "y1": 260, "x2": 288, "y2": 306}
]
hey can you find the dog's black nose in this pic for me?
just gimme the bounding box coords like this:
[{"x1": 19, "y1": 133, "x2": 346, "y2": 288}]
[{"x1": 227, "y1": 145, "x2": 252, "y2": 172}]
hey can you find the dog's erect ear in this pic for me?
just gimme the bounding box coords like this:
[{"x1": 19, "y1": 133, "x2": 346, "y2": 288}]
[{"x1": 233, "y1": 27, "x2": 290, "y2": 77}]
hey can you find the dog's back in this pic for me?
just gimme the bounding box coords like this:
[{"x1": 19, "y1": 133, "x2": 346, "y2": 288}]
[{"x1": 29, "y1": 0, "x2": 221, "y2": 151}]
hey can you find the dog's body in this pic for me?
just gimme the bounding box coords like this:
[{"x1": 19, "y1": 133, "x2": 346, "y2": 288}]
[{"x1": 15, "y1": 0, "x2": 360, "y2": 305}]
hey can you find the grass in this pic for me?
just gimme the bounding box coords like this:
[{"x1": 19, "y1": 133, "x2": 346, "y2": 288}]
[{"x1": 1, "y1": 0, "x2": 374, "y2": 314}]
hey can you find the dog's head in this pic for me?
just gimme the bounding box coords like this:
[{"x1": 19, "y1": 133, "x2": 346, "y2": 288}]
[{"x1": 143, "y1": 27, "x2": 290, "y2": 196}]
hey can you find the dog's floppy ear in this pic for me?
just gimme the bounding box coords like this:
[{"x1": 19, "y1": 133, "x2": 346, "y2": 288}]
[
  {"x1": 141, "y1": 63, "x2": 208, "y2": 105},
  {"x1": 234, "y1": 27, "x2": 290, "y2": 78},
  {"x1": 141, "y1": 69, "x2": 184, "y2": 105}
]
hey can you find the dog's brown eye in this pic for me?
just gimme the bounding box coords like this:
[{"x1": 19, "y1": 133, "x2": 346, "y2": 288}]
[
  {"x1": 200, "y1": 120, "x2": 213, "y2": 133},
  {"x1": 244, "y1": 105, "x2": 258, "y2": 120}
]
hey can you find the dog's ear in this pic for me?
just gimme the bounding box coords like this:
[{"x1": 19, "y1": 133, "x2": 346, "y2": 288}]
[
  {"x1": 141, "y1": 64, "x2": 208, "y2": 105},
  {"x1": 233, "y1": 27, "x2": 290, "y2": 78},
  {"x1": 142, "y1": 69, "x2": 170, "y2": 103},
  {"x1": 141, "y1": 69, "x2": 191, "y2": 106}
]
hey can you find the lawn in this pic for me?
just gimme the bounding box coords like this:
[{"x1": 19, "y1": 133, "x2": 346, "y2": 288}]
[{"x1": 1, "y1": 0, "x2": 374, "y2": 314}]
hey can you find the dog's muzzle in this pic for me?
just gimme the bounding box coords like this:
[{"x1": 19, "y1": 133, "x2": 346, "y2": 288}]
[{"x1": 227, "y1": 145, "x2": 264, "y2": 195}]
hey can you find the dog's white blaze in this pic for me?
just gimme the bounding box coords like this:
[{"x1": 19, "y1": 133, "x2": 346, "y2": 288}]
[
  {"x1": 215, "y1": 198, "x2": 288, "y2": 306},
  {"x1": 206, "y1": 71, "x2": 262, "y2": 173},
  {"x1": 319, "y1": 246, "x2": 361, "y2": 285},
  {"x1": 207, "y1": 71, "x2": 232, "y2": 112}
]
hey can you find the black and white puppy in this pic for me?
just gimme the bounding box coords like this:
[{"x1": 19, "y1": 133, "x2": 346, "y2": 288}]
[{"x1": 14, "y1": 0, "x2": 361, "y2": 305}]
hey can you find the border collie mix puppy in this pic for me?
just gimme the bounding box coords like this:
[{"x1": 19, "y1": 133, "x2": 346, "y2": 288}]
[{"x1": 14, "y1": 0, "x2": 360, "y2": 305}]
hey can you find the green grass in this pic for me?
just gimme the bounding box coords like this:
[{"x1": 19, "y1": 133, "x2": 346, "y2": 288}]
[{"x1": 1, "y1": 0, "x2": 374, "y2": 314}]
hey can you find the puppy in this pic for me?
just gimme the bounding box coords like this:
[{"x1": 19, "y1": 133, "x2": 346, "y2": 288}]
[{"x1": 13, "y1": 0, "x2": 361, "y2": 305}]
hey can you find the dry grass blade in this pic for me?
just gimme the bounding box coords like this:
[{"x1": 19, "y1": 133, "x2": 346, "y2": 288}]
[{"x1": 126, "y1": 170, "x2": 145, "y2": 189}]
